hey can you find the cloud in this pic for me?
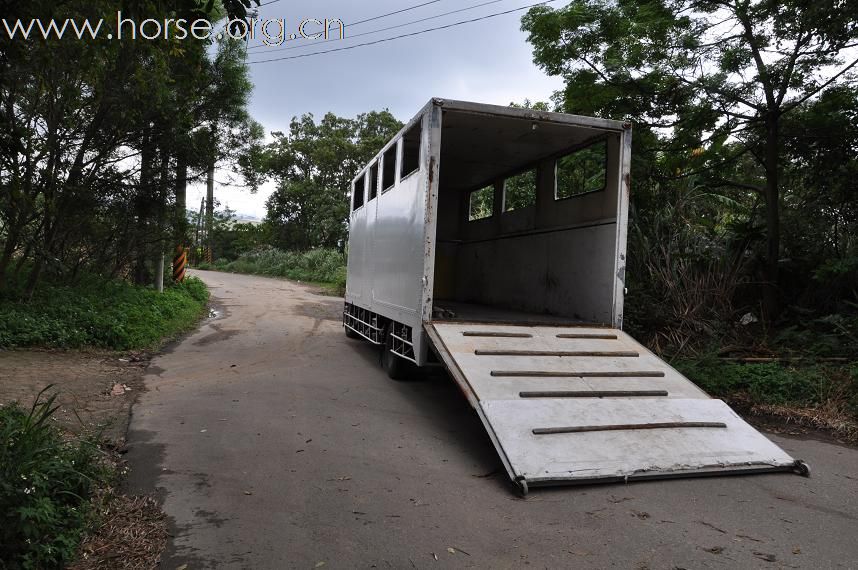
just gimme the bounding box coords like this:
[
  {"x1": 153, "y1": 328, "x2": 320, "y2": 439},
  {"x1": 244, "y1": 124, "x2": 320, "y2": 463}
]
[{"x1": 206, "y1": 0, "x2": 563, "y2": 217}]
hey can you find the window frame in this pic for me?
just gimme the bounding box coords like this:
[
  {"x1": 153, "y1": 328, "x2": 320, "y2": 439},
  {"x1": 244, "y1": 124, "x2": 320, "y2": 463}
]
[
  {"x1": 502, "y1": 167, "x2": 539, "y2": 213},
  {"x1": 368, "y1": 161, "x2": 379, "y2": 202},
  {"x1": 400, "y1": 122, "x2": 422, "y2": 181},
  {"x1": 467, "y1": 184, "x2": 495, "y2": 223},
  {"x1": 554, "y1": 139, "x2": 609, "y2": 201},
  {"x1": 352, "y1": 171, "x2": 366, "y2": 212},
  {"x1": 381, "y1": 141, "x2": 398, "y2": 194}
]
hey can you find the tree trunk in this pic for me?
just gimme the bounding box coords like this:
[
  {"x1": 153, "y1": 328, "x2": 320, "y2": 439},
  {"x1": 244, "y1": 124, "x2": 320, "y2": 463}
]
[
  {"x1": 134, "y1": 127, "x2": 155, "y2": 285},
  {"x1": 0, "y1": 232, "x2": 18, "y2": 291},
  {"x1": 205, "y1": 163, "x2": 214, "y2": 262},
  {"x1": 174, "y1": 150, "x2": 188, "y2": 246},
  {"x1": 763, "y1": 113, "x2": 781, "y2": 318},
  {"x1": 0, "y1": 214, "x2": 24, "y2": 290}
]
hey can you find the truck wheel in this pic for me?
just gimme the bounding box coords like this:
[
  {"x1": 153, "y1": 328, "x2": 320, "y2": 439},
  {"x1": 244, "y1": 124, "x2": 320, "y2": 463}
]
[
  {"x1": 344, "y1": 325, "x2": 361, "y2": 339},
  {"x1": 382, "y1": 332, "x2": 411, "y2": 380}
]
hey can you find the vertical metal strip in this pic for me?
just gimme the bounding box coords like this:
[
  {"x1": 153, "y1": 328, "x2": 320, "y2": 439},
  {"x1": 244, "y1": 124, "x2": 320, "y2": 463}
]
[
  {"x1": 418, "y1": 103, "x2": 444, "y2": 365},
  {"x1": 612, "y1": 125, "x2": 633, "y2": 330}
]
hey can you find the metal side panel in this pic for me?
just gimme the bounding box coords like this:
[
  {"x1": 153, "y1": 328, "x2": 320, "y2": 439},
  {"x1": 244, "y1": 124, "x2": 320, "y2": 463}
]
[{"x1": 426, "y1": 322, "x2": 803, "y2": 490}]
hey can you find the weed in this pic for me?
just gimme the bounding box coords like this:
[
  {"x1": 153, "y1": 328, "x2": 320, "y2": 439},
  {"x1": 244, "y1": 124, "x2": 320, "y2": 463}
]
[
  {"x1": 0, "y1": 388, "x2": 111, "y2": 568},
  {"x1": 198, "y1": 247, "x2": 347, "y2": 295},
  {"x1": 0, "y1": 276, "x2": 209, "y2": 350},
  {"x1": 676, "y1": 356, "x2": 858, "y2": 412}
]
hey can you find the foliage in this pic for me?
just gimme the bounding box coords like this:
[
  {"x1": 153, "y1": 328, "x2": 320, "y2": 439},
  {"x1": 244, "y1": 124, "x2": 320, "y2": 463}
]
[
  {"x1": 468, "y1": 185, "x2": 494, "y2": 221},
  {"x1": 203, "y1": 247, "x2": 347, "y2": 294},
  {"x1": 623, "y1": 175, "x2": 751, "y2": 352},
  {"x1": 556, "y1": 140, "x2": 608, "y2": 198},
  {"x1": 187, "y1": 205, "x2": 271, "y2": 263},
  {"x1": 262, "y1": 111, "x2": 403, "y2": 250},
  {"x1": 521, "y1": 1, "x2": 858, "y2": 353},
  {"x1": 522, "y1": 0, "x2": 858, "y2": 316},
  {"x1": 0, "y1": 274, "x2": 209, "y2": 350},
  {"x1": 676, "y1": 357, "x2": 858, "y2": 412},
  {"x1": 0, "y1": 390, "x2": 110, "y2": 569},
  {"x1": 502, "y1": 170, "x2": 537, "y2": 212},
  {"x1": 0, "y1": 0, "x2": 261, "y2": 297},
  {"x1": 771, "y1": 313, "x2": 858, "y2": 358}
]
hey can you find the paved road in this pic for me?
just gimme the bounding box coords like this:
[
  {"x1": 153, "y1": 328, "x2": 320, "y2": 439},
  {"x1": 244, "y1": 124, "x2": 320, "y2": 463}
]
[{"x1": 126, "y1": 270, "x2": 858, "y2": 569}]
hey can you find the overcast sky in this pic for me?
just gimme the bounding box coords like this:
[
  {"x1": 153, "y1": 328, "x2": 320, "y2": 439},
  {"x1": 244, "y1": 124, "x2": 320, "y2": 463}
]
[{"x1": 190, "y1": 0, "x2": 564, "y2": 219}]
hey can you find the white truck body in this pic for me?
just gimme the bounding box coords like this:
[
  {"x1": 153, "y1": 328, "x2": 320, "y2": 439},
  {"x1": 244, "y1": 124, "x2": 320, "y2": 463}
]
[{"x1": 344, "y1": 99, "x2": 805, "y2": 493}]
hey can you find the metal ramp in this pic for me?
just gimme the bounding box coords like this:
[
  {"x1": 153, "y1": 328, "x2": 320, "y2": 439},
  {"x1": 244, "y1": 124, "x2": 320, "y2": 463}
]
[{"x1": 425, "y1": 322, "x2": 807, "y2": 494}]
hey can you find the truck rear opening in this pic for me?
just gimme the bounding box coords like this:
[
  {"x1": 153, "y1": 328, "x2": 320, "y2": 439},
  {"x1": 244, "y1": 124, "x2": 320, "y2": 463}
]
[
  {"x1": 431, "y1": 105, "x2": 625, "y2": 326},
  {"x1": 343, "y1": 99, "x2": 808, "y2": 494}
]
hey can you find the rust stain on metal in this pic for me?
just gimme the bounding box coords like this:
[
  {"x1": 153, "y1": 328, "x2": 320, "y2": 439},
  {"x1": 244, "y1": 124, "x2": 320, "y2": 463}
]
[
  {"x1": 520, "y1": 390, "x2": 669, "y2": 398},
  {"x1": 491, "y1": 370, "x2": 666, "y2": 378},
  {"x1": 533, "y1": 422, "x2": 728, "y2": 435},
  {"x1": 475, "y1": 349, "x2": 639, "y2": 358}
]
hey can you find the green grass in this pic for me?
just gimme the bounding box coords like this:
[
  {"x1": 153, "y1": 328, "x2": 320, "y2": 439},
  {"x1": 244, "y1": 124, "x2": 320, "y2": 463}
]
[
  {"x1": 1, "y1": 389, "x2": 112, "y2": 569},
  {"x1": 0, "y1": 275, "x2": 209, "y2": 350},
  {"x1": 676, "y1": 356, "x2": 858, "y2": 413},
  {"x1": 198, "y1": 247, "x2": 347, "y2": 295}
]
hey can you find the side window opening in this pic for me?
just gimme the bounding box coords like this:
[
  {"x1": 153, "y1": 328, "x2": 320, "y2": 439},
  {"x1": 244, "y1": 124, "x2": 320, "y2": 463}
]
[
  {"x1": 401, "y1": 122, "x2": 422, "y2": 179},
  {"x1": 382, "y1": 143, "x2": 397, "y2": 192},
  {"x1": 468, "y1": 185, "x2": 494, "y2": 221},
  {"x1": 368, "y1": 162, "x2": 379, "y2": 201},
  {"x1": 556, "y1": 140, "x2": 608, "y2": 199},
  {"x1": 352, "y1": 173, "x2": 366, "y2": 211},
  {"x1": 503, "y1": 169, "x2": 537, "y2": 212}
]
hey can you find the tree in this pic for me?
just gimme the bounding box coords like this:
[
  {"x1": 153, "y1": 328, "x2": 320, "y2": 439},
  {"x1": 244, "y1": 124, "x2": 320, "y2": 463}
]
[
  {"x1": 263, "y1": 111, "x2": 402, "y2": 250},
  {"x1": 522, "y1": 0, "x2": 858, "y2": 314},
  {"x1": 0, "y1": 0, "x2": 260, "y2": 294}
]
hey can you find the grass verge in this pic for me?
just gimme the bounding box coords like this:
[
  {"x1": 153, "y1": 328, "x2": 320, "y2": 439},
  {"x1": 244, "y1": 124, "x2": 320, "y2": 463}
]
[
  {"x1": 198, "y1": 247, "x2": 346, "y2": 296},
  {"x1": 0, "y1": 275, "x2": 209, "y2": 350},
  {"x1": 676, "y1": 357, "x2": 858, "y2": 442}
]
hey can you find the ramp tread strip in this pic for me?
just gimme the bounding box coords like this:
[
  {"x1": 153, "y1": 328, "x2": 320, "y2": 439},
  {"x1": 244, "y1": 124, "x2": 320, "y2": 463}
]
[
  {"x1": 519, "y1": 390, "x2": 669, "y2": 398},
  {"x1": 491, "y1": 371, "x2": 666, "y2": 378},
  {"x1": 556, "y1": 333, "x2": 618, "y2": 339},
  {"x1": 533, "y1": 422, "x2": 728, "y2": 435},
  {"x1": 463, "y1": 332, "x2": 533, "y2": 338},
  {"x1": 476, "y1": 350, "x2": 639, "y2": 357}
]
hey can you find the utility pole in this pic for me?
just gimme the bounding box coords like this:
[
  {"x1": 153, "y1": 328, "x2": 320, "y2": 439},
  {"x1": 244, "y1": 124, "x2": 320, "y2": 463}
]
[{"x1": 205, "y1": 163, "x2": 214, "y2": 263}]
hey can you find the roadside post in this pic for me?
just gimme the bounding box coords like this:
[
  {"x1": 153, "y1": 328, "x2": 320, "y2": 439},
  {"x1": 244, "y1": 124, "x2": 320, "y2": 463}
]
[
  {"x1": 156, "y1": 251, "x2": 165, "y2": 292},
  {"x1": 173, "y1": 245, "x2": 187, "y2": 283}
]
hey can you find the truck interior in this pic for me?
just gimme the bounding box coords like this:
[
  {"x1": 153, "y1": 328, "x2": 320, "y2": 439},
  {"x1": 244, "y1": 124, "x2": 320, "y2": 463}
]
[{"x1": 431, "y1": 109, "x2": 625, "y2": 325}]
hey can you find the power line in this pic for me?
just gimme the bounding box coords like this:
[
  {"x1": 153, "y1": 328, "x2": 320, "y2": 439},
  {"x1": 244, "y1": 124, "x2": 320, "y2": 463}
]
[
  {"x1": 248, "y1": 0, "x2": 558, "y2": 65},
  {"x1": 246, "y1": 0, "x2": 449, "y2": 52},
  {"x1": 247, "y1": 0, "x2": 508, "y2": 55},
  {"x1": 351, "y1": 0, "x2": 445, "y2": 27}
]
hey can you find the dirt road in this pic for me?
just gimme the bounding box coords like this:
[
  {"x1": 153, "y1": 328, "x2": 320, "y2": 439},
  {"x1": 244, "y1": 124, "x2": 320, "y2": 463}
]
[{"x1": 125, "y1": 270, "x2": 858, "y2": 569}]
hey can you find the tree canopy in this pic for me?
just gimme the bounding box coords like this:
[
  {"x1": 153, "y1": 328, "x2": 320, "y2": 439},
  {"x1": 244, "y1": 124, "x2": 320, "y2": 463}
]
[
  {"x1": 523, "y1": 0, "x2": 858, "y2": 315},
  {"x1": 262, "y1": 110, "x2": 403, "y2": 250},
  {"x1": 0, "y1": 0, "x2": 261, "y2": 296}
]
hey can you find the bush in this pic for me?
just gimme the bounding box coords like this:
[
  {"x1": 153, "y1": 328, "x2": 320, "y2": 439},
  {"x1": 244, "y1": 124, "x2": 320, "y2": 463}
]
[
  {"x1": 0, "y1": 390, "x2": 109, "y2": 568},
  {"x1": 676, "y1": 357, "x2": 858, "y2": 409},
  {"x1": 209, "y1": 247, "x2": 347, "y2": 292},
  {"x1": 0, "y1": 275, "x2": 209, "y2": 350}
]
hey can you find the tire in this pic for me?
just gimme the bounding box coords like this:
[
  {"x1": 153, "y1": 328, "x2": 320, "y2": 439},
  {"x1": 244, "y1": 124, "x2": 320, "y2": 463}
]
[
  {"x1": 382, "y1": 329, "x2": 412, "y2": 380},
  {"x1": 344, "y1": 325, "x2": 361, "y2": 339}
]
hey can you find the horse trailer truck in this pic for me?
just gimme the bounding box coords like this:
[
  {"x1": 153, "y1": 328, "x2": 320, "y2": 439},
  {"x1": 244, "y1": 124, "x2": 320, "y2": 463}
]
[{"x1": 342, "y1": 98, "x2": 807, "y2": 494}]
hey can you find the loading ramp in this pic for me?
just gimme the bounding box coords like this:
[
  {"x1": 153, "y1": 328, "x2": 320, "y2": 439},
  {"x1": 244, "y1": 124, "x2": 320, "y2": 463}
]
[{"x1": 425, "y1": 322, "x2": 808, "y2": 494}]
